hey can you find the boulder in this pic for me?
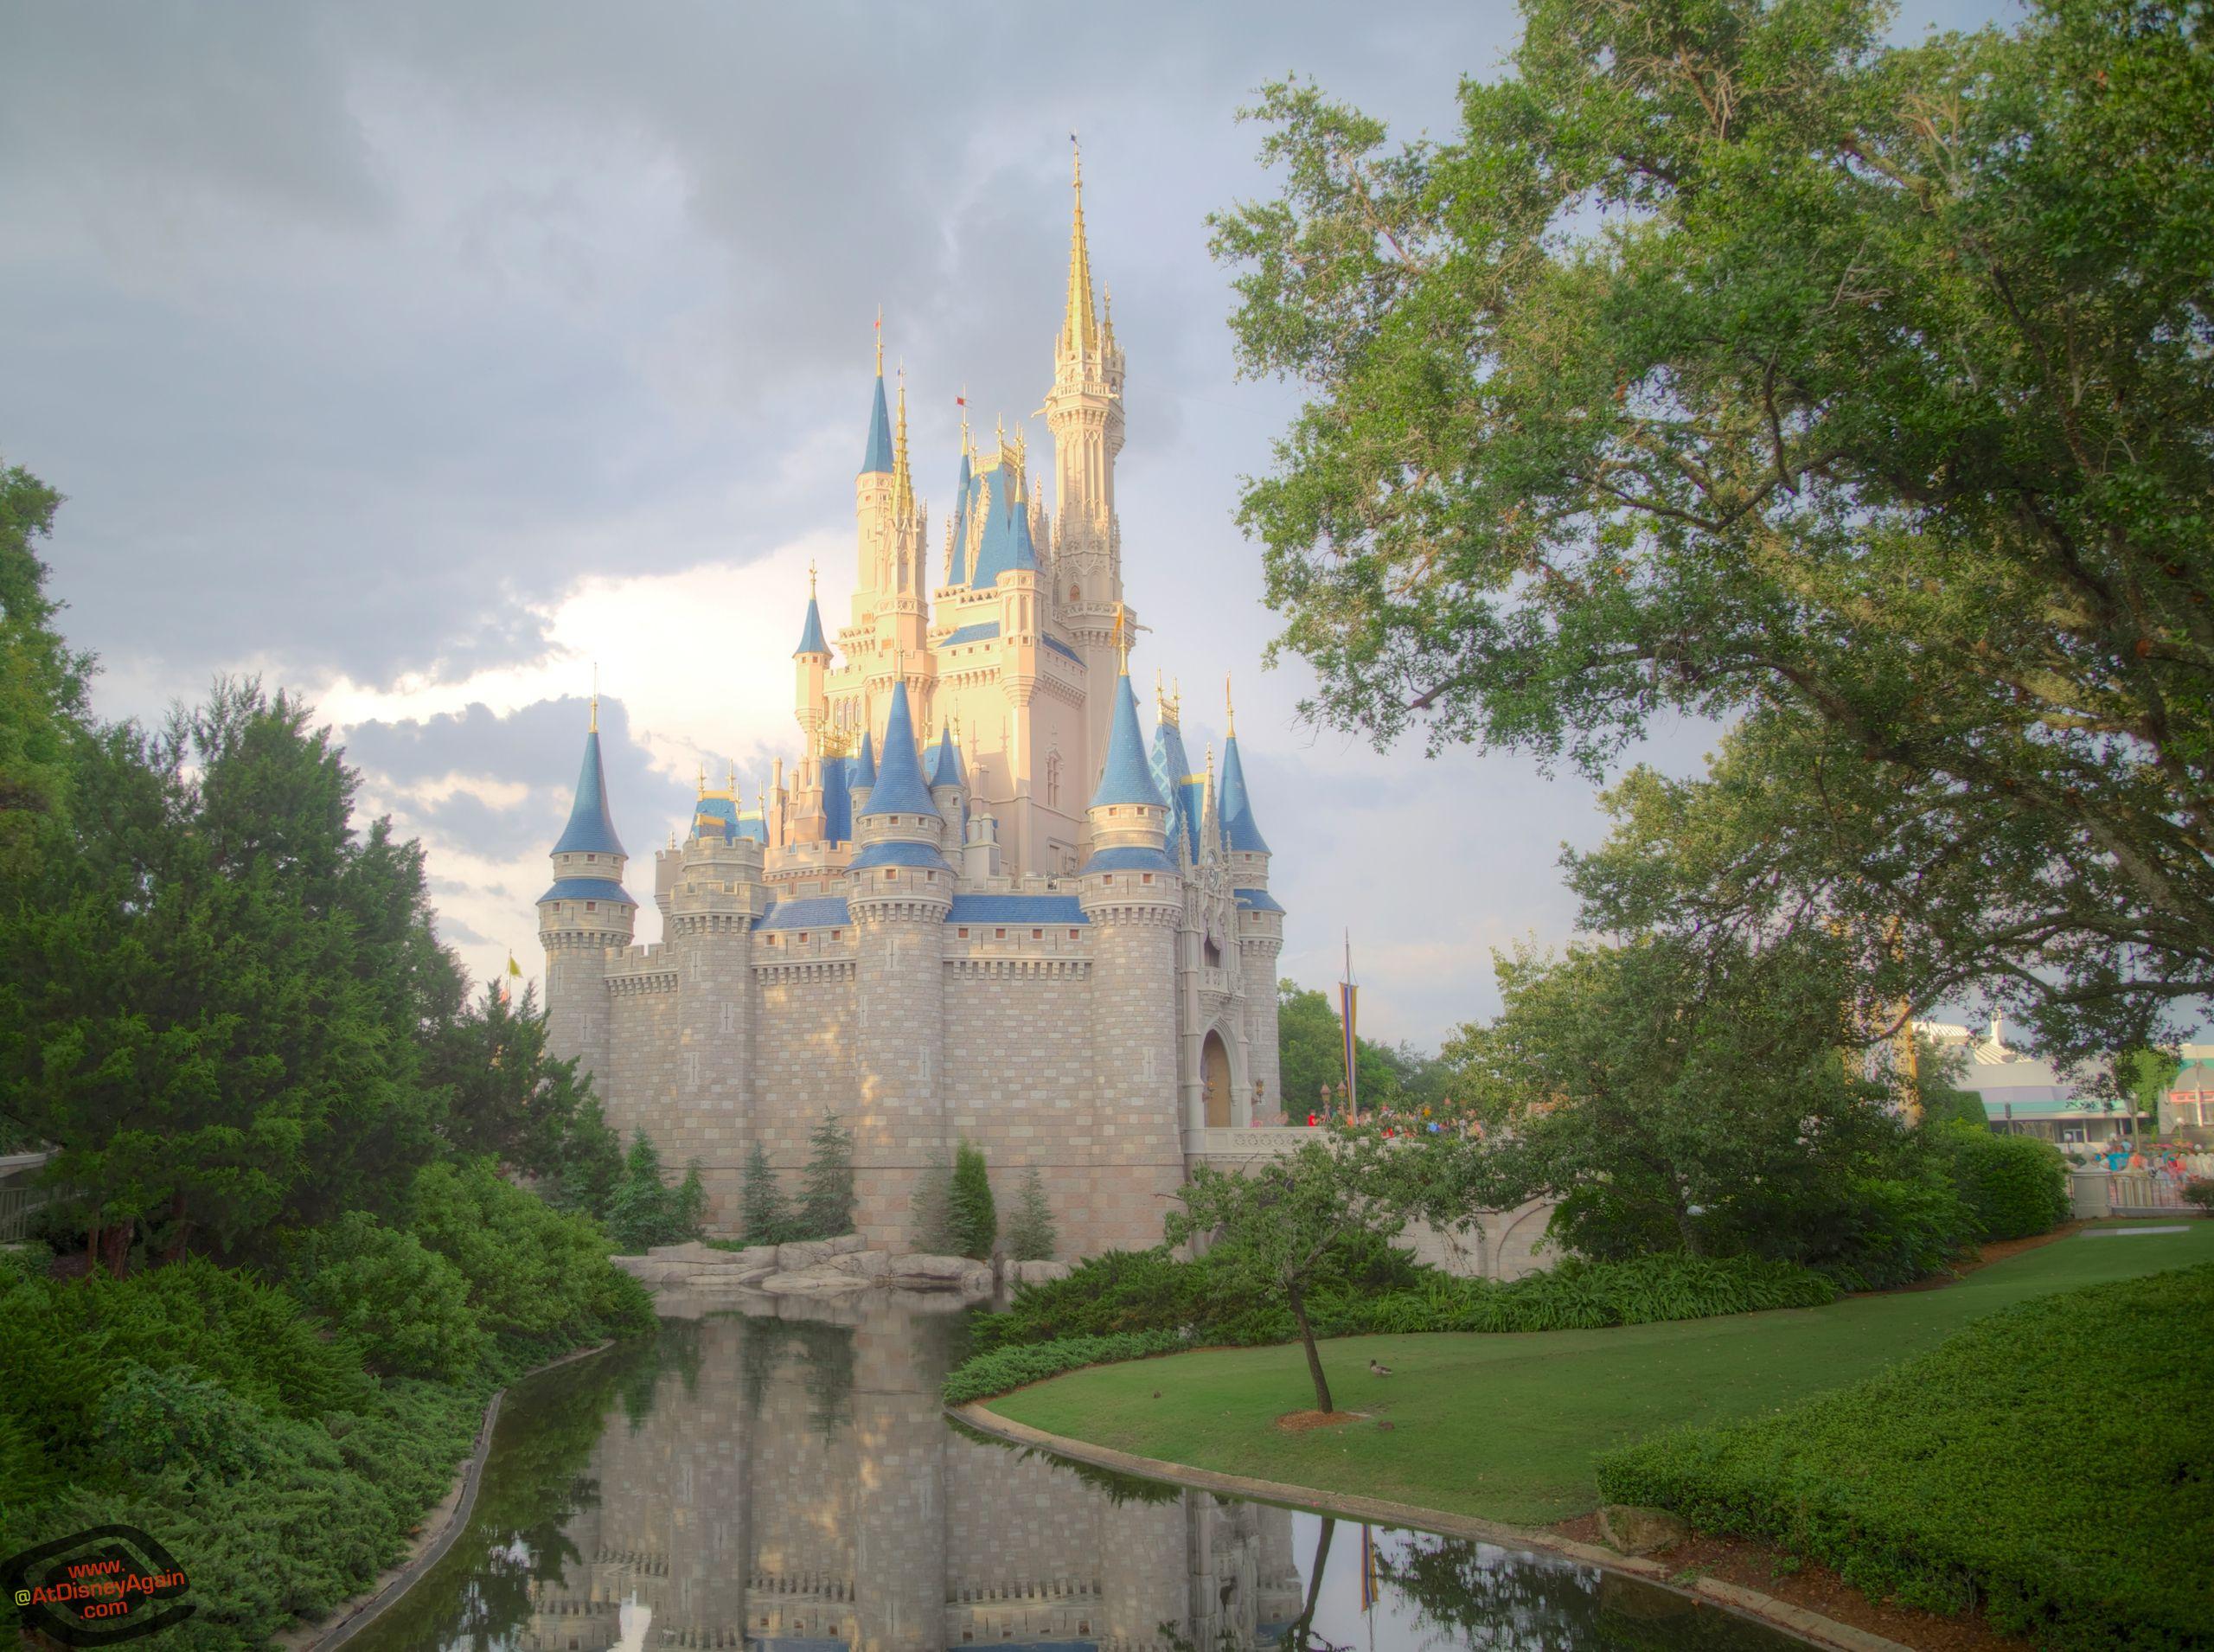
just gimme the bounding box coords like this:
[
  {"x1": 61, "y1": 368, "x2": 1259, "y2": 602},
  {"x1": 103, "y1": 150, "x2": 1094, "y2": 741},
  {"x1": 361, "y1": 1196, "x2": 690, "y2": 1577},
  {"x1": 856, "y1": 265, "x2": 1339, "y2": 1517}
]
[
  {"x1": 776, "y1": 1239, "x2": 835, "y2": 1272},
  {"x1": 1597, "y1": 1504, "x2": 1688, "y2": 1558},
  {"x1": 825, "y1": 1249, "x2": 891, "y2": 1278},
  {"x1": 883, "y1": 1252, "x2": 971, "y2": 1287},
  {"x1": 645, "y1": 1240, "x2": 725, "y2": 1264},
  {"x1": 759, "y1": 1265, "x2": 873, "y2": 1297},
  {"x1": 958, "y1": 1265, "x2": 995, "y2": 1296},
  {"x1": 1010, "y1": 1260, "x2": 1072, "y2": 1285},
  {"x1": 825, "y1": 1233, "x2": 867, "y2": 1256}
]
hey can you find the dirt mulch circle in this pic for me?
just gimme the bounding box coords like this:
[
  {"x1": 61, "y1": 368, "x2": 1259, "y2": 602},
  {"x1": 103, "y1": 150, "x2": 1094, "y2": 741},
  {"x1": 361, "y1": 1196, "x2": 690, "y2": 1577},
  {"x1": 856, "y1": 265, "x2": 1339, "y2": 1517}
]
[
  {"x1": 1274, "y1": 1410, "x2": 1366, "y2": 1431},
  {"x1": 1552, "y1": 1514, "x2": 2032, "y2": 1652}
]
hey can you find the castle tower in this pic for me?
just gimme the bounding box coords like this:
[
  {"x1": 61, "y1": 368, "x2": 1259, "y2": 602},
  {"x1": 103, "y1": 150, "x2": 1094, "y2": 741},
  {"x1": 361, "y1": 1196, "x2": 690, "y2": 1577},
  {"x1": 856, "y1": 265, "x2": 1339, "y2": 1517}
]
[
  {"x1": 1078, "y1": 663, "x2": 1186, "y2": 1245},
  {"x1": 1045, "y1": 143, "x2": 1131, "y2": 772},
  {"x1": 668, "y1": 784, "x2": 767, "y2": 1227},
  {"x1": 538, "y1": 704, "x2": 636, "y2": 1103},
  {"x1": 1220, "y1": 686, "x2": 1284, "y2": 1125},
  {"x1": 847, "y1": 682, "x2": 955, "y2": 1246}
]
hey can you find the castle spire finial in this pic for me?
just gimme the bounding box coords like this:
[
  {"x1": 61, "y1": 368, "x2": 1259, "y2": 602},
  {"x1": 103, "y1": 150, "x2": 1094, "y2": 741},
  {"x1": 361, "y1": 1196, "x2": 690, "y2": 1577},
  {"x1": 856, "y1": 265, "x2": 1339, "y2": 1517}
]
[
  {"x1": 809, "y1": 558, "x2": 817, "y2": 596},
  {"x1": 1063, "y1": 132, "x2": 1098, "y2": 360},
  {"x1": 589, "y1": 662, "x2": 598, "y2": 733},
  {"x1": 893, "y1": 365, "x2": 915, "y2": 519},
  {"x1": 874, "y1": 304, "x2": 884, "y2": 376},
  {"x1": 1225, "y1": 671, "x2": 1235, "y2": 736},
  {"x1": 697, "y1": 762, "x2": 707, "y2": 796}
]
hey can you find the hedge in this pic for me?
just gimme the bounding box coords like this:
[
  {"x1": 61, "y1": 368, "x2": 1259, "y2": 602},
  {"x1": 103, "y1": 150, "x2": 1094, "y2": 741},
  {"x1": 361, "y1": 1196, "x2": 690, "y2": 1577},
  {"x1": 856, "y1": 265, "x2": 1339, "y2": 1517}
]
[
  {"x1": 1595, "y1": 1264, "x2": 2214, "y2": 1652},
  {"x1": 947, "y1": 1252, "x2": 1837, "y2": 1401},
  {"x1": 942, "y1": 1330, "x2": 1189, "y2": 1405},
  {"x1": 1938, "y1": 1123, "x2": 2070, "y2": 1241}
]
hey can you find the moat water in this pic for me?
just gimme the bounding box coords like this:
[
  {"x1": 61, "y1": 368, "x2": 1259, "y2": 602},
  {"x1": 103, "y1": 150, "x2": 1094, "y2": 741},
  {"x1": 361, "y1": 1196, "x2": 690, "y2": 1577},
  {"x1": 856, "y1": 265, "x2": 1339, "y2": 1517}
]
[{"x1": 349, "y1": 1299, "x2": 1807, "y2": 1652}]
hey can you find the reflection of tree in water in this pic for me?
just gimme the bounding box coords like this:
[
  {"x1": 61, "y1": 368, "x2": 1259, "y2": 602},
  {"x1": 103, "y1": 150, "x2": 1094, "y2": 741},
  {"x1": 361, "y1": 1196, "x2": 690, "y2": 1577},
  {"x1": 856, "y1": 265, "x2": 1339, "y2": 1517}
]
[
  {"x1": 737, "y1": 1313, "x2": 854, "y2": 1434},
  {"x1": 624, "y1": 1316, "x2": 701, "y2": 1431},
  {"x1": 349, "y1": 1339, "x2": 661, "y2": 1652},
  {"x1": 1378, "y1": 1534, "x2": 1788, "y2": 1652}
]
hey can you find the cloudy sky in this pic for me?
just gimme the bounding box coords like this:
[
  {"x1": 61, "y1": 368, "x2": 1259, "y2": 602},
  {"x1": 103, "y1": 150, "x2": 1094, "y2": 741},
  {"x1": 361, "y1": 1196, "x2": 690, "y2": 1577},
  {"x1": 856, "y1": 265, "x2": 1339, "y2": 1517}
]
[{"x1": 2, "y1": 0, "x2": 2015, "y2": 1050}]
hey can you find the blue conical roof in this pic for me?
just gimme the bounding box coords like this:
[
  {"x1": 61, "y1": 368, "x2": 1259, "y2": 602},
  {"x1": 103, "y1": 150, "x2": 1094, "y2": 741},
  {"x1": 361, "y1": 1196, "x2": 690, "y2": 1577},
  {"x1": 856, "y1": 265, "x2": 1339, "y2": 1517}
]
[
  {"x1": 552, "y1": 728, "x2": 626, "y2": 856},
  {"x1": 945, "y1": 447, "x2": 974, "y2": 586},
  {"x1": 1220, "y1": 734, "x2": 1270, "y2": 854},
  {"x1": 859, "y1": 682, "x2": 937, "y2": 816},
  {"x1": 1091, "y1": 672, "x2": 1166, "y2": 810},
  {"x1": 969, "y1": 469, "x2": 1040, "y2": 584},
  {"x1": 794, "y1": 592, "x2": 829, "y2": 656},
  {"x1": 861, "y1": 370, "x2": 893, "y2": 476},
  {"x1": 853, "y1": 728, "x2": 876, "y2": 787},
  {"x1": 925, "y1": 724, "x2": 965, "y2": 789}
]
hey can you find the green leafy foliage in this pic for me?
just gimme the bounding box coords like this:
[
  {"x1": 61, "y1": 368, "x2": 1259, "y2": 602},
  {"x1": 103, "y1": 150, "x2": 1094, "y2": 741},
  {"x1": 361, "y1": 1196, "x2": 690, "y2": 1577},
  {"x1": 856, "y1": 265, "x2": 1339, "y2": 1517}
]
[
  {"x1": 2185, "y1": 1178, "x2": 2214, "y2": 1215},
  {"x1": 607, "y1": 1130, "x2": 693, "y2": 1252},
  {"x1": 1936, "y1": 1123, "x2": 2071, "y2": 1241},
  {"x1": 949, "y1": 1140, "x2": 997, "y2": 1260},
  {"x1": 288, "y1": 1211, "x2": 490, "y2": 1380},
  {"x1": 1003, "y1": 1167, "x2": 1058, "y2": 1262},
  {"x1": 910, "y1": 1152, "x2": 956, "y2": 1255},
  {"x1": 798, "y1": 1111, "x2": 855, "y2": 1239},
  {"x1": 1277, "y1": 979, "x2": 1449, "y2": 1117},
  {"x1": 942, "y1": 1331, "x2": 1188, "y2": 1406},
  {"x1": 1596, "y1": 1265, "x2": 2214, "y2": 1650},
  {"x1": 1213, "y1": 0, "x2": 2214, "y2": 1064},
  {"x1": 406, "y1": 1157, "x2": 653, "y2": 1371}
]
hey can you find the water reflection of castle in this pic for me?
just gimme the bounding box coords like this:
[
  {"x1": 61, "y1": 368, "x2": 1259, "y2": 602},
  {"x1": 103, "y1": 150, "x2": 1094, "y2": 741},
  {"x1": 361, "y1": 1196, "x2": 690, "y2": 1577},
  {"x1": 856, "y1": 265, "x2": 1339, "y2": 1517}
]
[{"x1": 521, "y1": 1301, "x2": 1304, "y2": 1652}]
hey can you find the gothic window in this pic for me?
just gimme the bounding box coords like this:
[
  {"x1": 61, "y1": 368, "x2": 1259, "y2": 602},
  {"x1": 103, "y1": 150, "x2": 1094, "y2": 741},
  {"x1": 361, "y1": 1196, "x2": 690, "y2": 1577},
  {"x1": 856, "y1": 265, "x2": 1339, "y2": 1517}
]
[{"x1": 1046, "y1": 751, "x2": 1062, "y2": 808}]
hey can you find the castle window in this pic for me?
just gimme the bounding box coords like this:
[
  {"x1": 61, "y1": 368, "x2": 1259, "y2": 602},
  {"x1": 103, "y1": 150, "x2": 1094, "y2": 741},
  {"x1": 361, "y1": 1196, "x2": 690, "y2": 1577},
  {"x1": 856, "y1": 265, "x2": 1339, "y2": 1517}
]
[
  {"x1": 884, "y1": 868, "x2": 897, "y2": 880},
  {"x1": 1069, "y1": 928, "x2": 1079, "y2": 938},
  {"x1": 833, "y1": 930, "x2": 842, "y2": 940},
  {"x1": 585, "y1": 853, "x2": 596, "y2": 862},
  {"x1": 957, "y1": 927, "x2": 969, "y2": 938},
  {"x1": 586, "y1": 900, "x2": 598, "y2": 911},
  {"x1": 995, "y1": 928, "x2": 1007, "y2": 939},
  {"x1": 1140, "y1": 874, "x2": 1153, "y2": 886},
  {"x1": 1033, "y1": 929, "x2": 1043, "y2": 939},
  {"x1": 798, "y1": 933, "x2": 809, "y2": 943}
]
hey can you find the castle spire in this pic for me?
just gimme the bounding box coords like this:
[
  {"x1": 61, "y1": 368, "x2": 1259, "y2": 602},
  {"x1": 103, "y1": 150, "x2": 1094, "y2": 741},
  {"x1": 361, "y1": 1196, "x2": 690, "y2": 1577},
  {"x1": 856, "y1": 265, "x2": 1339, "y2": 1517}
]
[
  {"x1": 1220, "y1": 719, "x2": 1271, "y2": 855},
  {"x1": 1091, "y1": 664, "x2": 1166, "y2": 810},
  {"x1": 860, "y1": 316, "x2": 893, "y2": 476},
  {"x1": 892, "y1": 367, "x2": 915, "y2": 520},
  {"x1": 857, "y1": 682, "x2": 937, "y2": 818},
  {"x1": 551, "y1": 715, "x2": 625, "y2": 858},
  {"x1": 793, "y1": 569, "x2": 829, "y2": 656},
  {"x1": 1061, "y1": 136, "x2": 1098, "y2": 360}
]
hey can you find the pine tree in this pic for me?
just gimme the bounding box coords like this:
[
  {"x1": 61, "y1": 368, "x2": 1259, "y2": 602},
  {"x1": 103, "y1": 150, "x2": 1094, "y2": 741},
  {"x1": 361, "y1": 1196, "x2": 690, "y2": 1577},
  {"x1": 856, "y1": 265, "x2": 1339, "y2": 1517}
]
[
  {"x1": 798, "y1": 1111, "x2": 855, "y2": 1239},
  {"x1": 1003, "y1": 1166, "x2": 1057, "y2": 1262},
  {"x1": 607, "y1": 1130, "x2": 674, "y2": 1253},
  {"x1": 947, "y1": 1140, "x2": 997, "y2": 1261},
  {"x1": 909, "y1": 1153, "x2": 956, "y2": 1256},
  {"x1": 739, "y1": 1142, "x2": 793, "y2": 1247},
  {"x1": 673, "y1": 1159, "x2": 707, "y2": 1241}
]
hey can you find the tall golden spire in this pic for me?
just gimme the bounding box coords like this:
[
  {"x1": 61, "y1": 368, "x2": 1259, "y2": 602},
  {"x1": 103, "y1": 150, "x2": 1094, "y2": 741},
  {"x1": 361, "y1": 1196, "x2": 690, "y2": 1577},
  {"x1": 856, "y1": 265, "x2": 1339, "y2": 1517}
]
[
  {"x1": 873, "y1": 304, "x2": 884, "y2": 375},
  {"x1": 892, "y1": 366, "x2": 915, "y2": 519},
  {"x1": 1063, "y1": 135, "x2": 1098, "y2": 359},
  {"x1": 1225, "y1": 671, "x2": 1236, "y2": 736},
  {"x1": 589, "y1": 662, "x2": 598, "y2": 733}
]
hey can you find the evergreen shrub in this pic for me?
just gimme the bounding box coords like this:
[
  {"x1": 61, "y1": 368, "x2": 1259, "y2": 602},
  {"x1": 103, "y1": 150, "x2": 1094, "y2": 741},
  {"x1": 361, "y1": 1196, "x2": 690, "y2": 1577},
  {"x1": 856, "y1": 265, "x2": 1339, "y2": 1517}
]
[
  {"x1": 289, "y1": 1211, "x2": 490, "y2": 1380},
  {"x1": 949, "y1": 1141, "x2": 997, "y2": 1260},
  {"x1": 1003, "y1": 1167, "x2": 1058, "y2": 1262},
  {"x1": 942, "y1": 1330, "x2": 1187, "y2": 1405},
  {"x1": 1595, "y1": 1265, "x2": 2214, "y2": 1651}
]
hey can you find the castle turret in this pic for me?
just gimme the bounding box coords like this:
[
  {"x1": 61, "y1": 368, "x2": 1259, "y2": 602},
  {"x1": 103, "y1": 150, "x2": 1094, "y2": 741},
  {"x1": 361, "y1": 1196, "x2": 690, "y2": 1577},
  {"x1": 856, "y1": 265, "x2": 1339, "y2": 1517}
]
[
  {"x1": 795, "y1": 562, "x2": 830, "y2": 743},
  {"x1": 850, "y1": 727, "x2": 877, "y2": 818},
  {"x1": 1078, "y1": 663, "x2": 1186, "y2": 1237},
  {"x1": 1221, "y1": 682, "x2": 1285, "y2": 1124},
  {"x1": 848, "y1": 682, "x2": 954, "y2": 1245},
  {"x1": 856, "y1": 329, "x2": 897, "y2": 617},
  {"x1": 538, "y1": 703, "x2": 637, "y2": 1104},
  {"x1": 925, "y1": 722, "x2": 968, "y2": 841}
]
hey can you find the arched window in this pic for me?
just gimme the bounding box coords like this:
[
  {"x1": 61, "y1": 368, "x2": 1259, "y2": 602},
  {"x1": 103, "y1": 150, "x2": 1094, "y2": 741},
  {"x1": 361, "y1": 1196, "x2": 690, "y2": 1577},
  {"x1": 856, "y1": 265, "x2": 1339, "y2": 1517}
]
[{"x1": 1046, "y1": 750, "x2": 1062, "y2": 809}]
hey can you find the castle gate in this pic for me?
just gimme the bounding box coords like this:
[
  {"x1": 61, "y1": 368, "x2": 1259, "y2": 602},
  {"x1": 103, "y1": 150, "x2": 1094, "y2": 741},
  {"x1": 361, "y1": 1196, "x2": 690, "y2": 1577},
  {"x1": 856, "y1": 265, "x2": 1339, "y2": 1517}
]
[{"x1": 1201, "y1": 1029, "x2": 1233, "y2": 1128}]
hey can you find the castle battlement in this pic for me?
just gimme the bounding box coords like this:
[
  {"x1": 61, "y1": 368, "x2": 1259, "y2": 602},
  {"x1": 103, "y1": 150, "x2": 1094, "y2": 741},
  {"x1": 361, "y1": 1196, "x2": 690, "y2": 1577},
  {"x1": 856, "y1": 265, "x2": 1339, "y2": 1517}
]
[{"x1": 537, "y1": 157, "x2": 1285, "y2": 1256}]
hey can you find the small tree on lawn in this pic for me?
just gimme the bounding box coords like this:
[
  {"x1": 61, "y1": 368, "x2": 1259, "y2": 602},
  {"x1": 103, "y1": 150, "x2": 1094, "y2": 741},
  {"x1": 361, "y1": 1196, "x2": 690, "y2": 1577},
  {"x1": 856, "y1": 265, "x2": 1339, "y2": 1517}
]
[
  {"x1": 607, "y1": 1130, "x2": 675, "y2": 1253},
  {"x1": 1164, "y1": 1131, "x2": 1412, "y2": 1415},
  {"x1": 799, "y1": 1112, "x2": 856, "y2": 1239},
  {"x1": 948, "y1": 1140, "x2": 997, "y2": 1260},
  {"x1": 1003, "y1": 1167, "x2": 1057, "y2": 1262},
  {"x1": 740, "y1": 1142, "x2": 793, "y2": 1247}
]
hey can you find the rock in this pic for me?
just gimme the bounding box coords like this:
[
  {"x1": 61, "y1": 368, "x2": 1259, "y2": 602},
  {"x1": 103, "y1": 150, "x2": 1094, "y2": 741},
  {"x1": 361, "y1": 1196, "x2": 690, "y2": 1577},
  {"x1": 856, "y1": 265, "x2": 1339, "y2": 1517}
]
[
  {"x1": 1597, "y1": 1504, "x2": 1688, "y2": 1558},
  {"x1": 958, "y1": 1265, "x2": 995, "y2": 1296},
  {"x1": 825, "y1": 1233, "x2": 867, "y2": 1256},
  {"x1": 1010, "y1": 1259, "x2": 1072, "y2": 1285},
  {"x1": 777, "y1": 1239, "x2": 835, "y2": 1271},
  {"x1": 645, "y1": 1240, "x2": 725, "y2": 1264},
  {"x1": 825, "y1": 1249, "x2": 891, "y2": 1277},
  {"x1": 884, "y1": 1252, "x2": 971, "y2": 1285},
  {"x1": 759, "y1": 1265, "x2": 873, "y2": 1296}
]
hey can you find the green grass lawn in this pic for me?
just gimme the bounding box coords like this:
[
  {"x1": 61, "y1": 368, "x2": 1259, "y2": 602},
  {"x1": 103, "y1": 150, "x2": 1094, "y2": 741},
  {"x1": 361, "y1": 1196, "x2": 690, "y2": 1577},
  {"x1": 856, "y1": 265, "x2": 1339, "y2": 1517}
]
[{"x1": 983, "y1": 1220, "x2": 2214, "y2": 1527}]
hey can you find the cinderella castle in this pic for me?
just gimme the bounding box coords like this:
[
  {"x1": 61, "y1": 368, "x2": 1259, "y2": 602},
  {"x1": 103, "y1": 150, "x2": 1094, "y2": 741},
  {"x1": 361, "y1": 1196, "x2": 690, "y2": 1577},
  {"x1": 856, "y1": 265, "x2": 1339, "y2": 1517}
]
[{"x1": 536, "y1": 155, "x2": 1285, "y2": 1255}]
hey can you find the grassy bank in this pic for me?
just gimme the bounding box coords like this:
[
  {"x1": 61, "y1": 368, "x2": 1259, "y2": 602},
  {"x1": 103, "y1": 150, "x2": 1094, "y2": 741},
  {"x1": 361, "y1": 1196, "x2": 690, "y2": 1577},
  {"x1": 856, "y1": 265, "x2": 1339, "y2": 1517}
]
[{"x1": 981, "y1": 1220, "x2": 2213, "y2": 1526}]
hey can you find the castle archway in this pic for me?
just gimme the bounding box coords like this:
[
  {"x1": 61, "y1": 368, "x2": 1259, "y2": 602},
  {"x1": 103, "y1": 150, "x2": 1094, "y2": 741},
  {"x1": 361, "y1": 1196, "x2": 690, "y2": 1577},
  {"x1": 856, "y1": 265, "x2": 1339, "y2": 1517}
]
[{"x1": 1202, "y1": 1030, "x2": 1233, "y2": 1128}]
